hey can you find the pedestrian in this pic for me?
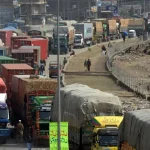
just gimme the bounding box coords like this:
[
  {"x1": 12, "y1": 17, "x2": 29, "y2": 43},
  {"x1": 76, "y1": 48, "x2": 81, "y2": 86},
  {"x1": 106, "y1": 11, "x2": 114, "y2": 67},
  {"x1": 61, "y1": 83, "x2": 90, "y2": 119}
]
[
  {"x1": 34, "y1": 63, "x2": 39, "y2": 75},
  {"x1": 63, "y1": 57, "x2": 67, "y2": 66},
  {"x1": 39, "y1": 64, "x2": 45, "y2": 75},
  {"x1": 70, "y1": 50, "x2": 75, "y2": 56},
  {"x1": 16, "y1": 120, "x2": 24, "y2": 143},
  {"x1": 122, "y1": 34, "x2": 126, "y2": 42},
  {"x1": 24, "y1": 126, "x2": 33, "y2": 150},
  {"x1": 102, "y1": 45, "x2": 107, "y2": 55},
  {"x1": 84, "y1": 59, "x2": 87, "y2": 71},
  {"x1": 87, "y1": 59, "x2": 91, "y2": 71}
]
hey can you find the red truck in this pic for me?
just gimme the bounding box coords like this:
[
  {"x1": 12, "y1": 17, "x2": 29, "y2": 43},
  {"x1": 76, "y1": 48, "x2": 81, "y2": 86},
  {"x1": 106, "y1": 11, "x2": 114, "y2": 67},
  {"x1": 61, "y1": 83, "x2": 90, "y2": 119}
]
[
  {"x1": 11, "y1": 36, "x2": 29, "y2": 50},
  {"x1": 0, "y1": 30, "x2": 13, "y2": 47},
  {"x1": 12, "y1": 46, "x2": 41, "y2": 68},
  {"x1": 1, "y1": 64, "x2": 34, "y2": 99},
  {"x1": 12, "y1": 38, "x2": 48, "y2": 60},
  {"x1": 11, "y1": 75, "x2": 57, "y2": 144}
]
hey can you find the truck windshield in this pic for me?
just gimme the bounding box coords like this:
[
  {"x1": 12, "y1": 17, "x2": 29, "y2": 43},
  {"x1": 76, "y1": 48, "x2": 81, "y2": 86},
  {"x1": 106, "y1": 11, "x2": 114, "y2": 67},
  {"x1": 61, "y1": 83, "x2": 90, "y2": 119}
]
[
  {"x1": 39, "y1": 111, "x2": 50, "y2": 120},
  {"x1": 75, "y1": 35, "x2": 82, "y2": 39},
  {"x1": 99, "y1": 135, "x2": 118, "y2": 146},
  {"x1": 0, "y1": 109, "x2": 8, "y2": 119}
]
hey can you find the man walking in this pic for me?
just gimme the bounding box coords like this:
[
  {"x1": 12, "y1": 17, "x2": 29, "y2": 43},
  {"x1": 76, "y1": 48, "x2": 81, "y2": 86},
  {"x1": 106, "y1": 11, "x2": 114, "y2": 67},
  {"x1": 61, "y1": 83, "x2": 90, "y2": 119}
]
[
  {"x1": 24, "y1": 126, "x2": 33, "y2": 150},
  {"x1": 16, "y1": 120, "x2": 24, "y2": 143},
  {"x1": 84, "y1": 59, "x2": 87, "y2": 71},
  {"x1": 63, "y1": 57, "x2": 67, "y2": 66},
  {"x1": 39, "y1": 64, "x2": 45, "y2": 75},
  {"x1": 87, "y1": 59, "x2": 91, "y2": 71}
]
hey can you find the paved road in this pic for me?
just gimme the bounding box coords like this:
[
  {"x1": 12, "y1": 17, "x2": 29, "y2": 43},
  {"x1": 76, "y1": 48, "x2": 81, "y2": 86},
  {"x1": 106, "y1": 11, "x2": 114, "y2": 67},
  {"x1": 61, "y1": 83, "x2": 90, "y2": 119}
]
[{"x1": 0, "y1": 139, "x2": 49, "y2": 150}]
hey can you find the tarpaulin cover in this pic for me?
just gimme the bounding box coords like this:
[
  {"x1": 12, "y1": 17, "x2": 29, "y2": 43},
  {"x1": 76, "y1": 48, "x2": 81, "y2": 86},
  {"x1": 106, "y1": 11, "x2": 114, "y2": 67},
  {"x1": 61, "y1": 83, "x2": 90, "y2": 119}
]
[
  {"x1": 118, "y1": 109, "x2": 150, "y2": 150},
  {"x1": 52, "y1": 84, "x2": 122, "y2": 127}
]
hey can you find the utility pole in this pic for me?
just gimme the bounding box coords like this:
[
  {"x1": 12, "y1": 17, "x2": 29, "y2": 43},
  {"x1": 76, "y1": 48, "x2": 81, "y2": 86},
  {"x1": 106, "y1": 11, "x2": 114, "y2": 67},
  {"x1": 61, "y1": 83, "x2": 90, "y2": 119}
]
[
  {"x1": 57, "y1": 0, "x2": 61, "y2": 150},
  {"x1": 30, "y1": 0, "x2": 32, "y2": 25},
  {"x1": 144, "y1": 0, "x2": 146, "y2": 17}
]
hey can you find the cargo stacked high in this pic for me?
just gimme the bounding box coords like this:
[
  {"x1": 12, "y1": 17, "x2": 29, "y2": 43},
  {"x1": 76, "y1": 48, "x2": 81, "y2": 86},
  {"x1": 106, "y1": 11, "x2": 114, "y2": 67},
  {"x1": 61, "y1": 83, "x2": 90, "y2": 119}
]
[
  {"x1": 11, "y1": 75, "x2": 57, "y2": 144},
  {"x1": 128, "y1": 18, "x2": 145, "y2": 35},
  {"x1": 52, "y1": 84, "x2": 123, "y2": 149}
]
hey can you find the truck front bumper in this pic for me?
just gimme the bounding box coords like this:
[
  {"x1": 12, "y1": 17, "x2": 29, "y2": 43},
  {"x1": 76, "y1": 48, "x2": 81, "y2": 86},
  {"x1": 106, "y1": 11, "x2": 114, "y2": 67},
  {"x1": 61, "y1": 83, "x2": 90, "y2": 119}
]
[{"x1": 0, "y1": 128, "x2": 10, "y2": 137}]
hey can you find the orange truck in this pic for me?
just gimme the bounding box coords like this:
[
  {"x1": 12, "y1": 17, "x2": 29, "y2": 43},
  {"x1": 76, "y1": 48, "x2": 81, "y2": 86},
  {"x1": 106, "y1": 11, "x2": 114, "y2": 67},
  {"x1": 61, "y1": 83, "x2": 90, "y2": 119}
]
[{"x1": 118, "y1": 109, "x2": 150, "y2": 150}]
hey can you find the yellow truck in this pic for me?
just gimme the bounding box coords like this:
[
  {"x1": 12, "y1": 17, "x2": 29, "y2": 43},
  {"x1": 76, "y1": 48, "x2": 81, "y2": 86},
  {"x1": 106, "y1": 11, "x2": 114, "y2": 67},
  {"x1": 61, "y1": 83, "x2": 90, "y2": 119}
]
[
  {"x1": 118, "y1": 109, "x2": 150, "y2": 150},
  {"x1": 91, "y1": 116, "x2": 123, "y2": 150}
]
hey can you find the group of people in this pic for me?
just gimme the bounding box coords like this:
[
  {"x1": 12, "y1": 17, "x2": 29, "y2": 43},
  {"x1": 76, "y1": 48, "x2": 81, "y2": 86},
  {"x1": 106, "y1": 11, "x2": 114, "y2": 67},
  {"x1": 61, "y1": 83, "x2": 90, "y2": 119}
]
[
  {"x1": 16, "y1": 120, "x2": 33, "y2": 150},
  {"x1": 84, "y1": 59, "x2": 91, "y2": 71},
  {"x1": 34, "y1": 60, "x2": 45, "y2": 75}
]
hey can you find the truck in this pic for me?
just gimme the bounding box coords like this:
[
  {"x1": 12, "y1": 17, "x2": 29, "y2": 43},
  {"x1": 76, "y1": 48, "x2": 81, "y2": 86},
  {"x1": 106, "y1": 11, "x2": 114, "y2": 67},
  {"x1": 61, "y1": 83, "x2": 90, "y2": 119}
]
[
  {"x1": 91, "y1": 116, "x2": 123, "y2": 150},
  {"x1": 119, "y1": 19, "x2": 130, "y2": 33},
  {"x1": 59, "y1": 20, "x2": 77, "y2": 26},
  {"x1": 52, "y1": 84, "x2": 123, "y2": 149},
  {"x1": 128, "y1": 18, "x2": 145, "y2": 36},
  {"x1": 92, "y1": 19, "x2": 120, "y2": 41},
  {"x1": 72, "y1": 23, "x2": 93, "y2": 48},
  {"x1": 84, "y1": 21, "x2": 103, "y2": 44},
  {"x1": 11, "y1": 75, "x2": 57, "y2": 145},
  {"x1": 52, "y1": 26, "x2": 75, "y2": 54},
  {"x1": 0, "y1": 78, "x2": 12, "y2": 144},
  {"x1": 118, "y1": 109, "x2": 150, "y2": 150}
]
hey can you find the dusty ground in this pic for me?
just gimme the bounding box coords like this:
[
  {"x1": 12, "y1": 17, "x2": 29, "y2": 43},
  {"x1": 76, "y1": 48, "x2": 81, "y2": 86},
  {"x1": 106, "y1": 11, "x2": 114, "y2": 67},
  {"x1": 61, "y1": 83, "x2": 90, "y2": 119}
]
[
  {"x1": 114, "y1": 54, "x2": 150, "y2": 79},
  {"x1": 64, "y1": 38, "x2": 150, "y2": 112}
]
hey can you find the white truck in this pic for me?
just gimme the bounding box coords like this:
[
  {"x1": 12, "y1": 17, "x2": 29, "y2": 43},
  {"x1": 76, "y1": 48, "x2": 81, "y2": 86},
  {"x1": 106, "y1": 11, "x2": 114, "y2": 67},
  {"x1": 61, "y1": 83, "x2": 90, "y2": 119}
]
[
  {"x1": 72, "y1": 23, "x2": 93, "y2": 48},
  {"x1": 52, "y1": 84, "x2": 123, "y2": 149}
]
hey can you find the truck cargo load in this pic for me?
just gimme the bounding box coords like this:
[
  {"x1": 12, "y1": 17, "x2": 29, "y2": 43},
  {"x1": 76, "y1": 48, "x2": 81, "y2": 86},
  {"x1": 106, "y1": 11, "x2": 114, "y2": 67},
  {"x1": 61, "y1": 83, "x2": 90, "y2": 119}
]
[
  {"x1": 108, "y1": 20, "x2": 117, "y2": 35},
  {"x1": 120, "y1": 19, "x2": 130, "y2": 32},
  {"x1": 128, "y1": 18, "x2": 145, "y2": 34},
  {"x1": 11, "y1": 75, "x2": 57, "y2": 120},
  {"x1": 118, "y1": 109, "x2": 150, "y2": 150},
  {"x1": 73, "y1": 23, "x2": 93, "y2": 40},
  {"x1": 52, "y1": 84, "x2": 123, "y2": 148}
]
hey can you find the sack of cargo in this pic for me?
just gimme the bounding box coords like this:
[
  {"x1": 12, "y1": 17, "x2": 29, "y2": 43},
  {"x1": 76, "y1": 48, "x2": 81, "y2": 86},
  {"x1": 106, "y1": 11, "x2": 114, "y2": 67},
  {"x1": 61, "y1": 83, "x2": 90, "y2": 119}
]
[{"x1": 52, "y1": 84, "x2": 123, "y2": 127}]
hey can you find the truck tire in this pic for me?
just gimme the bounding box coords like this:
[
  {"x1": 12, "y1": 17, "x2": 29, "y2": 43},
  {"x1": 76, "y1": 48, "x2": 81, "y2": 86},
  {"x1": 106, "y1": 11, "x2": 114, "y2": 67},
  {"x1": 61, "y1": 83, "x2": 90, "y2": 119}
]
[{"x1": 0, "y1": 139, "x2": 6, "y2": 144}]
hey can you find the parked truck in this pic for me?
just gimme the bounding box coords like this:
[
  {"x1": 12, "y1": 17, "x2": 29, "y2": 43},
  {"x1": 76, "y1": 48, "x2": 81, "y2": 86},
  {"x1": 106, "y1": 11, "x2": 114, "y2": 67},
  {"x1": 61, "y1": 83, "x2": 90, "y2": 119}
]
[
  {"x1": 72, "y1": 23, "x2": 93, "y2": 48},
  {"x1": 84, "y1": 20, "x2": 103, "y2": 44},
  {"x1": 119, "y1": 19, "x2": 130, "y2": 33},
  {"x1": 11, "y1": 75, "x2": 57, "y2": 145},
  {"x1": 118, "y1": 109, "x2": 150, "y2": 150},
  {"x1": 0, "y1": 78, "x2": 12, "y2": 144},
  {"x1": 52, "y1": 84, "x2": 123, "y2": 149},
  {"x1": 128, "y1": 18, "x2": 145, "y2": 35},
  {"x1": 92, "y1": 19, "x2": 119, "y2": 41},
  {"x1": 52, "y1": 26, "x2": 75, "y2": 54}
]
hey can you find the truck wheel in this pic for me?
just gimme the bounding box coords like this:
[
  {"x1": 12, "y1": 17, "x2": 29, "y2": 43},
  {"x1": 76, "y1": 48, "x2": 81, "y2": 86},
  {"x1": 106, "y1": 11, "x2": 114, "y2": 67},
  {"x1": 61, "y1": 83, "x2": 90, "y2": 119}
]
[
  {"x1": 0, "y1": 139, "x2": 6, "y2": 144},
  {"x1": 82, "y1": 44, "x2": 85, "y2": 48}
]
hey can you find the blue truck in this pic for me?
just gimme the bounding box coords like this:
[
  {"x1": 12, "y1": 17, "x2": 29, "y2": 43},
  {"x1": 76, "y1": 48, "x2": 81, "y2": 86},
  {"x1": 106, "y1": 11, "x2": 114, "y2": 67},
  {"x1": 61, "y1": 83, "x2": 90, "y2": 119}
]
[{"x1": 0, "y1": 93, "x2": 11, "y2": 144}]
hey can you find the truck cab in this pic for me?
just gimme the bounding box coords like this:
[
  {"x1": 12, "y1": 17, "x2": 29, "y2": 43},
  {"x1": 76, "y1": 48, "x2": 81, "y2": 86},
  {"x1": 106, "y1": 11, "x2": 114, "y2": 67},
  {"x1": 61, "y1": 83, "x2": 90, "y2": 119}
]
[
  {"x1": 91, "y1": 116, "x2": 123, "y2": 150},
  {"x1": 74, "y1": 33, "x2": 84, "y2": 48},
  {"x1": 0, "y1": 93, "x2": 11, "y2": 144},
  {"x1": 28, "y1": 95, "x2": 54, "y2": 145}
]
